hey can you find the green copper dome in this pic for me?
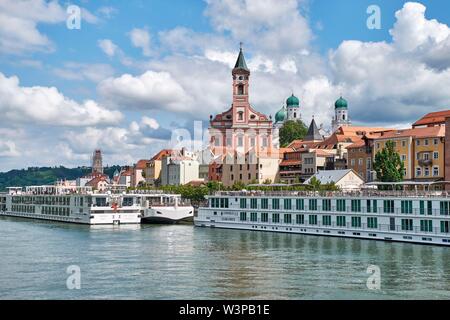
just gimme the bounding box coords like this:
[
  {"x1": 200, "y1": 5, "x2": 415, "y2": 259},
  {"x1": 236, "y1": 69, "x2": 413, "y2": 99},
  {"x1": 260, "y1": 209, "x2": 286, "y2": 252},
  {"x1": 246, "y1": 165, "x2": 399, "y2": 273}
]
[
  {"x1": 275, "y1": 106, "x2": 287, "y2": 122},
  {"x1": 335, "y1": 96, "x2": 348, "y2": 109},
  {"x1": 286, "y1": 94, "x2": 300, "y2": 107}
]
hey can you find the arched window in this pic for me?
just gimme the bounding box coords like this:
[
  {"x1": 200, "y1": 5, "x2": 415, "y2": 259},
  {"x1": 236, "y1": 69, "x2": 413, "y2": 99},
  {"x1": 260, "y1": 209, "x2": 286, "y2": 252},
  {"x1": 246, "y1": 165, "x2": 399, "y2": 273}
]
[{"x1": 238, "y1": 84, "x2": 244, "y2": 95}]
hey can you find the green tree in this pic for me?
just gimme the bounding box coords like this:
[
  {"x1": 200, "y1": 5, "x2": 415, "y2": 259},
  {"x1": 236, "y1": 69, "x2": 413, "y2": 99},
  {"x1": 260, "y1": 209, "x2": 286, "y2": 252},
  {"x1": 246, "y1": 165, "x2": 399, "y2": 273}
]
[
  {"x1": 279, "y1": 120, "x2": 308, "y2": 147},
  {"x1": 374, "y1": 140, "x2": 405, "y2": 183}
]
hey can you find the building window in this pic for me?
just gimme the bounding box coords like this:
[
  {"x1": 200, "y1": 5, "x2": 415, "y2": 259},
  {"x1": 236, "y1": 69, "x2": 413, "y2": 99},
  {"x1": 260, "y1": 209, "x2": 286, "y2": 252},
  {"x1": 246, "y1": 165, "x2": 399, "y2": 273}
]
[
  {"x1": 351, "y1": 200, "x2": 361, "y2": 212},
  {"x1": 433, "y1": 151, "x2": 439, "y2": 159},
  {"x1": 401, "y1": 200, "x2": 413, "y2": 214},
  {"x1": 366, "y1": 158, "x2": 372, "y2": 169},
  {"x1": 336, "y1": 199, "x2": 346, "y2": 212},
  {"x1": 416, "y1": 139, "x2": 421, "y2": 146},
  {"x1": 441, "y1": 221, "x2": 450, "y2": 233},
  {"x1": 367, "y1": 217, "x2": 378, "y2": 229},
  {"x1": 296, "y1": 199, "x2": 304, "y2": 211},
  {"x1": 240, "y1": 198, "x2": 247, "y2": 209},
  {"x1": 284, "y1": 199, "x2": 292, "y2": 210},
  {"x1": 261, "y1": 212, "x2": 268, "y2": 223},
  {"x1": 416, "y1": 167, "x2": 422, "y2": 177},
  {"x1": 423, "y1": 153, "x2": 430, "y2": 161},
  {"x1": 250, "y1": 212, "x2": 258, "y2": 222},
  {"x1": 420, "y1": 220, "x2": 433, "y2": 232},
  {"x1": 261, "y1": 199, "x2": 268, "y2": 209},
  {"x1": 440, "y1": 202, "x2": 450, "y2": 215},
  {"x1": 237, "y1": 136, "x2": 243, "y2": 147},
  {"x1": 284, "y1": 214, "x2": 292, "y2": 224},
  {"x1": 424, "y1": 167, "x2": 430, "y2": 177},
  {"x1": 250, "y1": 198, "x2": 257, "y2": 209},
  {"x1": 434, "y1": 138, "x2": 439, "y2": 145},
  {"x1": 424, "y1": 139, "x2": 429, "y2": 146},
  {"x1": 351, "y1": 159, "x2": 355, "y2": 166},
  {"x1": 358, "y1": 158, "x2": 363, "y2": 166},
  {"x1": 322, "y1": 215, "x2": 331, "y2": 226},
  {"x1": 309, "y1": 199, "x2": 317, "y2": 211},
  {"x1": 401, "y1": 155, "x2": 406, "y2": 162},
  {"x1": 351, "y1": 217, "x2": 361, "y2": 228},
  {"x1": 322, "y1": 199, "x2": 331, "y2": 211},
  {"x1": 336, "y1": 216, "x2": 346, "y2": 227},
  {"x1": 296, "y1": 214, "x2": 304, "y2": 224},
  {"x1": 240, "y1": 212, "x2": 247, "y2": 221},
  {"x1": 401, "y1": 218, "x2": 413, "y2": 231},
  {"x1": 250, "y1": 137, "x2": 256, "y2": 147},
  {"x1": 383, "y1": 200, "x2": 394, "y2": 213},
  {"x1": 272, "y1": 213, "x2": 280, "y2": 223},
  {"x1": 272, "y1": 198, "x2": 280, "y2": 210},
  {"x1": 433, "y1": 167, "x2": 439, "y2": 176},
  {"x1": 402, "y1": 140, "x2": 406, "y2": 147},
  {"x1": 238, "y1": 84, "x2": 244, "y2": 95},
  {"x1": 309, "y1": 215, "x2": 317, "y2": 225}
]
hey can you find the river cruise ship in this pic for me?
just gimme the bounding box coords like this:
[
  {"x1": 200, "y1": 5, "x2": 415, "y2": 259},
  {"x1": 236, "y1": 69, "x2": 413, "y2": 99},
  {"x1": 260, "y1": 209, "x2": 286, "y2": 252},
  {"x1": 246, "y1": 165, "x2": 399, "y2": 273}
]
[
  {"x1": 195, "y1": 186, "x2": 450, "y2": 246},
  {"x1": 0, "y1": 185, "x2": 142, "y2": 225},
  {"x1": 132, "y1": 190, "x2": 194, "y2": 224}
]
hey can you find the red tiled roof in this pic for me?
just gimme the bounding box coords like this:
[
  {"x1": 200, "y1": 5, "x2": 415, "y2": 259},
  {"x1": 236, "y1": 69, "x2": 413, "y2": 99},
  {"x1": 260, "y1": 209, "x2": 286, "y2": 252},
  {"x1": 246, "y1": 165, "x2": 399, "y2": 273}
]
[
  {"x1": 85, "y1": 176, "x2": 109, "y2": 187},
  {"x1": 151, "y1": 149, "x2": 173, "y2": 161},
  {"x1": 135, "y1": 159, "x2": 150, "y2": 169},
  {"x1": 280, "y1": 159, "x2": 301, "y2": 166},
  {"x1": 376, "y1": 126, "x2": 445, "y2": 139},
  {"x1": 413, "y1": 110, "x2": 450, "y2": 127}
]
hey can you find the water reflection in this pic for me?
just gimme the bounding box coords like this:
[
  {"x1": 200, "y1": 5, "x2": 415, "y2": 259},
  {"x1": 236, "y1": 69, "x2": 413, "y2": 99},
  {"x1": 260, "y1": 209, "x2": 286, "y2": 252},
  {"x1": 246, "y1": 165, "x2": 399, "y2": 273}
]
[{"x1": 0, "y1": 217, "x2": 449, "y2": 299}]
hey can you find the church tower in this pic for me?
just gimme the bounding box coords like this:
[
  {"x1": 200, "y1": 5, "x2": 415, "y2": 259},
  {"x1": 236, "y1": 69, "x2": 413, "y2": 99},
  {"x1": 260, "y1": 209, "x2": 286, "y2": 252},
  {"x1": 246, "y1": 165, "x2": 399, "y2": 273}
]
[
  {"x1": 286, "y1": 94, "x2": 301, "y2": 121},
  {"x1": 331, "y1": 96, "x2": 351, "y2": 132},
  {"x1": 231, "y1": 44, "x2": 251, "y2": 123},
  {"x1": 92, "y1": 149, "x2": 103, "y2": 174}
]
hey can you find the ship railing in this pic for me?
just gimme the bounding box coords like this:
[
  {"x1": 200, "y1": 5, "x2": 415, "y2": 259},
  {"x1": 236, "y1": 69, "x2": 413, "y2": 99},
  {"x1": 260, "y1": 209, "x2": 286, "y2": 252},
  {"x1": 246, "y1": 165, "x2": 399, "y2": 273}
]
[{"x1": 213, "y1": 190, "x2": 450, "y2": 199}]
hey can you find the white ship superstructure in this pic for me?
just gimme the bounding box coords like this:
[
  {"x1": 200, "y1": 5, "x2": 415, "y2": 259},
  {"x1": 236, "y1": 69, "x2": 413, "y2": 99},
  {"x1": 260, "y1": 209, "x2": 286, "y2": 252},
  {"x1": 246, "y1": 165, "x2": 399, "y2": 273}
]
[
  {"x1": 0, "y1": 185, "x2": 142, "y2": 225},
  {"x1": 137, "y1": 191, "x2": 194, "y2": 223},
  {"x1": 195, "y1": 187, "x2": 450, "y2": 246}
]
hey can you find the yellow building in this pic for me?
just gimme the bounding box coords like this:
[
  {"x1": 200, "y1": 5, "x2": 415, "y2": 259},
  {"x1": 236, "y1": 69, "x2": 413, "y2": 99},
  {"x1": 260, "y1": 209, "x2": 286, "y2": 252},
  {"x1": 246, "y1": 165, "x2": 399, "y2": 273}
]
[{"x1": 373, "y1": 126, "x2": 445, "y2": 181}]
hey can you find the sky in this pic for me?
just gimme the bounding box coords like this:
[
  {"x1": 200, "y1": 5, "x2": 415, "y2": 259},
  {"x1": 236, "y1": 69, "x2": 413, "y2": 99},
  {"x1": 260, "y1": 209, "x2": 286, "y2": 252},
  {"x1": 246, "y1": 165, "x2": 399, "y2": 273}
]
[{"x1": 0, "y1": 0, "x2": 450, "y2": 171}]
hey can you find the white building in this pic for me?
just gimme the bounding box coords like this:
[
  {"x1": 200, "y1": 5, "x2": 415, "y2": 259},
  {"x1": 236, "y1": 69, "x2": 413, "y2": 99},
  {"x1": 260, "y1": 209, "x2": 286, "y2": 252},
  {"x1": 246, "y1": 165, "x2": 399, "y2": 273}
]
[
  {"x1": 161, "y1": 149, "x2": 200, "y2": 186},
  {"x1": 304, "y1": 169, "x2": 364, "y2": 191}
]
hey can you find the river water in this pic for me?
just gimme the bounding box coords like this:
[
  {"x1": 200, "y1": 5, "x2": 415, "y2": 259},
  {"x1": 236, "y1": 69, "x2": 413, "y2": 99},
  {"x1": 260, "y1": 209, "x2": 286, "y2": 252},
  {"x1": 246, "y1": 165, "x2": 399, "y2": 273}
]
[{"x1": 0, "y1": 216, "x2": 449, "y2": 299}]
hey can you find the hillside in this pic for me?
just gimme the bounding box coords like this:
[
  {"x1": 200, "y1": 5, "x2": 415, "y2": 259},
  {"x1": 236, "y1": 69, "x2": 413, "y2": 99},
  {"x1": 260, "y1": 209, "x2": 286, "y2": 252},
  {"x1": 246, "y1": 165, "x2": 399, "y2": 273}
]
[{"x1": 0, "y1": 166, "x2": 121, "y2": 191}]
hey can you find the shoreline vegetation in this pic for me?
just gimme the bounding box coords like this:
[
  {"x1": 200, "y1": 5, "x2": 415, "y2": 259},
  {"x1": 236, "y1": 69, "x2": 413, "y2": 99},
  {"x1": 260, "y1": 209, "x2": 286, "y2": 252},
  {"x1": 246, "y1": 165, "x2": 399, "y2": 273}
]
[{"x1": 128, "y1": 178, "x2": 340, "y2": 204}]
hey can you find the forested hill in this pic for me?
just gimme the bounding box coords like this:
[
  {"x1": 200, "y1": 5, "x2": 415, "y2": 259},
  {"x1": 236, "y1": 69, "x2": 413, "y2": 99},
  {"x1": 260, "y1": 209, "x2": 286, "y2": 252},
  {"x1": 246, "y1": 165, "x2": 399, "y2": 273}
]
[{"x1": 0, "y1": 166, "x2": 121, "y2": 191}]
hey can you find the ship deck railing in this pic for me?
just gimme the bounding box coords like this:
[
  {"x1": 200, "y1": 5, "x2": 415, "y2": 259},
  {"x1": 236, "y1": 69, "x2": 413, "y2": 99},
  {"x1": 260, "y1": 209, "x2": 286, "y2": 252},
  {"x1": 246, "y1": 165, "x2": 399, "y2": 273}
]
[{"x1": 212, "y1": 190, "x2": 450, "y2": 199}]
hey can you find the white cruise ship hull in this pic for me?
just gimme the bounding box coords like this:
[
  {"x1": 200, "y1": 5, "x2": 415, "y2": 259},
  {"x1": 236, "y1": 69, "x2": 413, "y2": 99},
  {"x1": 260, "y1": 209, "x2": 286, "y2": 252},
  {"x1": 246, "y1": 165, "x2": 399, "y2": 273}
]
[
  {"x1": 195, "y1": 192, "x2": 450, "y2": 246},
  {"x1": 141, "y1": 206, "x2": 194, "y2": 224},
  {"x1": 0, "y1": 210, "x2": 141, "y2": 225}
]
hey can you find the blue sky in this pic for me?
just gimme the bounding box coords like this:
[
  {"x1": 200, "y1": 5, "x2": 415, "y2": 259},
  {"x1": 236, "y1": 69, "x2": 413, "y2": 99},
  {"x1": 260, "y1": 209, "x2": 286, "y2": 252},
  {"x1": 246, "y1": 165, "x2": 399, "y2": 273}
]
[{"x1": 0, "y1": 0, "x2": 450, "y2": 170}]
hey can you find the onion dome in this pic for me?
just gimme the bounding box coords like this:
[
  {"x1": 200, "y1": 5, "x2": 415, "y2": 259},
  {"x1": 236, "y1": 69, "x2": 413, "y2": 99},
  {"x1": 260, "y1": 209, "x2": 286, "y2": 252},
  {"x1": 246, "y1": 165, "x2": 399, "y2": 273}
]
[
  {"x1": 286, "y1": 94, "x2": 300, "y2": 107},
  {"x1": 275, "y1": 106, "x2": 287, "y2": 123},
  {"x1": 335, "y1": 96, "x2": 348, "y2": 109}
]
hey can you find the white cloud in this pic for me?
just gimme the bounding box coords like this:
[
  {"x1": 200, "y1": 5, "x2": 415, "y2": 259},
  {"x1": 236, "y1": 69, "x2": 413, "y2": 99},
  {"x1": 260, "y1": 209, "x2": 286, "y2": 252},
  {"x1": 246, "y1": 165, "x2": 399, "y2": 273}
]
[
  {"x1": 97, "y1": 71, "x2": 192, "y2": 112},
  {"x1": 0, "y1": 72, "x2": 122, "y2": 126},
  {"x1": 0, "y1": 141, "x2": 20, "y2": 157},
  {"x1": 52, "y1": 62, "x2": 115, "y2": 82},
  {"x1": 98, "y1": 39, "x2": 119, "y2": 57},
  {"x1": 0, "y1": 0, "x2": 98, "y2": 55},
  {"x1": 97, "y1": 6, "x2": 118, "y2": 19},
  {"x1": 129, "y1": 27, "x2": 152, "y2": 56}
]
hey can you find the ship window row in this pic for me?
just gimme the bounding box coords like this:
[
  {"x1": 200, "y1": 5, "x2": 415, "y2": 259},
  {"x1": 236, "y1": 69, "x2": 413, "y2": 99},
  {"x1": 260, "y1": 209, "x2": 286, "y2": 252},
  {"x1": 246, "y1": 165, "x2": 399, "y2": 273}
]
[
  {"x1": 217, "y1": 198, "x2": 450, "y2": 216},
  {"x1": 11, "y1": 196, "x2": 72, "y2": 206},
  {"x1": 41, "y1": 206, "x2": 70, "y2": 216},
  {"x1": 235, "y1": 212, "x2": 450, "y2": 234},
  {"x1": 11, "y1": 205, "x2": 36, "y2": 213}
]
